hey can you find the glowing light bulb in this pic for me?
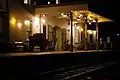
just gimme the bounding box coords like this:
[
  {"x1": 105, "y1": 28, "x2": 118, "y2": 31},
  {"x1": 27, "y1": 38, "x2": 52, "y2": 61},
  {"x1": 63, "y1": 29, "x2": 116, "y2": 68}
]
[
  {"x1": 48, "y1": 1, "x2": 50, "y2": 4},
  {"x1": 17, "y1": 23, "x2": 22, "y2": 29},
  {"x1": 24, "y1": 20, "x2": 30, "y2": 26},
  {"x1": 117, "y1": 33, "x2": 119, "y2": 36},
  {"x1": 87, "y1": 30, "x2": 92, "y2": 34},
  {"x1": 80, "y1": 28, "x2": 83, "y2": 32},
  {"x1": 41, "y1": 19, "x2": 46, "y2": 24}
]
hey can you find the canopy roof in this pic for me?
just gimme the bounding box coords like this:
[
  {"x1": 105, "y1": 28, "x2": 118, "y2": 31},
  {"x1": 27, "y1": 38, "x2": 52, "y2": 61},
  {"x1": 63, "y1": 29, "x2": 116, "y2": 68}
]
[{"x1": 35, "y1": 3, "x2": 112, "y2": 23}]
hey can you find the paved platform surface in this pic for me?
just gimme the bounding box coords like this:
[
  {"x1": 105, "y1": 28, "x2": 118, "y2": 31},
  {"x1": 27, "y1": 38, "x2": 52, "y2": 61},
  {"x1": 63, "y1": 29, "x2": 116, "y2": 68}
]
[{"x1": 1, "y1": 50, "x2": 109, "y2": 57}]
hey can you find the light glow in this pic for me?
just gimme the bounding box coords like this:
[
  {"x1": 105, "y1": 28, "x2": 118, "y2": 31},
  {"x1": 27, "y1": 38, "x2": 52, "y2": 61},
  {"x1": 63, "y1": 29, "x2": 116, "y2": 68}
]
[
  {"x1": 42, "y1": 14, "x2": 45, "y2": 17},
  {"x1": 88, "y1": 17, "x2": 92, "y2": 21},
  {"x1": 117, "y1": 33, "x2": 119, "y2": 36},
  {"x1": 24, "y1": 0, "x2": 28, "y2": 4},
  {"x1": 41, "y1": 18, "x2": 46, "y2": 24},
  {"x1": 17, "y1": 23, "x2": 22, "y2": 29},
  {"x1": 93, "y1": 31, "x2": 96, "y2": 34},
  {"x1": 61, "y1": 13, "x2": 67, "y2": 17},
  {"x1": 56, "y1": 0, "x2": 59, "y2": 4},
  {"x1": 87, "y1": 30, "x2": 92, "y2": 34},
  {"x1": 32, "y1": 16, "x2": 40, "y2": 34},
  {"x1": 15, "y1": 42, "x2": 23, "y2": 44},
  {"x1": 79, "y1": 14, "x2": 83, "y2": 18},
  {"x1": 24, "y1": 20, "x2": 30, "y2": 26},
  {"x1": 89, "y1": 22, "x2": 91, "y2": 25},
  {"x1": 76, "y1": 26, "x2": 79, "y2": 29},
  {"x1": 10, "y1": 17, "x2": 16, "y2": 25},
  {"x1": 34, "y1": 17, "x2": 40, "y2": 26},
  {"x1": 80, "y1": 28, "x2": 83, "y2": 32},
  {"x1": 73, "y1": 21, "x2": 78, "y2": 24},
  {"x1": 48, "y1": 1, "x2": 50, "y2": 4}
]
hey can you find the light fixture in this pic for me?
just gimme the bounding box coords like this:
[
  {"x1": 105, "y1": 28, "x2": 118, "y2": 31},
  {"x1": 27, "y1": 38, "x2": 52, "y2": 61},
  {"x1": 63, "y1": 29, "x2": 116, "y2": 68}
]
[
  {"x1": 89, "y1": 22, "x2": 91, "y2": 25},
  {"x1": 74, "y1": 24, "x2": 79, "y2": 30},
  {"x1": 87, "y1": 30, "x2": 92, "y2": 34},
  {"x1": 48, "y1": 1, "x2": 50, "y2": 4},
  {"x1": 80, "y1": 28, "x2": 83, "y2": 32},
  {"x1": 76, "y1": 26, "x2": 79, "y2": 29},
  {"x1": 93, "y1": 31, "x2": 96, "y2": 34},
  {"x1": 79, "y1": 14, "x2": 83, "y2": 18},
  {"x1": 63, "y1": 15, "x2": 67, "y2": 17},
  {"x1": 24, "y1": 0, "x2": 28, "y2": 4},
  {"x1": 93, "y1": 20, "x2": 96, "y2": 22},
  {"x1": 10, "y1": 17, "x2": 16, "y2": 25},
  {"x1": 34, "y1": 16, "x2": 40, "y2": 26},
  {"x1": 42, "y1": 14, "x2": 45, "y2": 17},
  {"x1": 74, "y1": 11, "x2": 78, "y2": 16},
  {"x1": 89, "y1": 17, "x2": 92, "y2": 21},
  {"x1": 117, "y1": 33, "x2": 119, "y2": 36},
  {"x1": 61, "y1": 13, "x2": 67, "y2": 17},
  {"x1": 73, "y1": 21, "x2": 78, "y2": 24},
  {"x1": 41, "y1": 18, "x2": 46, "y2": 24},
  {"x1": 17, "y1": 22, "x2": 22, "y2": 29},
  {"x1": 56, "y1": 0, "x2": 59, "y2": 4},
  {"x1": 24, "y1": 20, "x2": 30, "y2": 26},
  {"x1": 61, "y1": 13, "x2": 64, "y2": 15}
]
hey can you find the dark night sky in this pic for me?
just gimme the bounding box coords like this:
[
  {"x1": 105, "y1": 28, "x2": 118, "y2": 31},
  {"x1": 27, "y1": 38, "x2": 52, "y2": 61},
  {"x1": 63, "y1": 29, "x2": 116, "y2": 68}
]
[{"x1": 89, "y1": 0, "x2": 119, "y2": 40}]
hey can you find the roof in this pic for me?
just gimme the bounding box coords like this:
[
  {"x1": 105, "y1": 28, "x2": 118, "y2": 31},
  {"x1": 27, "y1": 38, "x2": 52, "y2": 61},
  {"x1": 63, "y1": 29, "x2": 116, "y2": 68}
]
[{"x1": 35, "y1": 3, "x2": 112, "y2": 23}]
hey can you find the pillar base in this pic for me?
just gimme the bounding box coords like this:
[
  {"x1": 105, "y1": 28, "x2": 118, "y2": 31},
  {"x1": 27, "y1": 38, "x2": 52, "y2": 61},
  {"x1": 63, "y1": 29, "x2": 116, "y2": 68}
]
[
  {"x1": 84, "y1": 38, "x2": 88, "y2": 50},
  {"x1": 96, "y1": 40, "x2": 99, "y2": 50}
]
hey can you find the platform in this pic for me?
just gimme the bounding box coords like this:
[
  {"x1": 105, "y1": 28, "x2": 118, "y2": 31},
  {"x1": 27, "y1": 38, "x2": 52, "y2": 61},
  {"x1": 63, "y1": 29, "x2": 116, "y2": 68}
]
[{"x1": 1, "y1": 50, "x2": 109, "y2": 57}]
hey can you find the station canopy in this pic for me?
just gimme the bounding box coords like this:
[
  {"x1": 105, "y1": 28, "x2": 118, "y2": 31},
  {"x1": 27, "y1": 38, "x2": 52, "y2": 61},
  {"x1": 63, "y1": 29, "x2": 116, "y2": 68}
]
[{"x1": 35, "y1": 3, "x2": 112, "y2": 23}]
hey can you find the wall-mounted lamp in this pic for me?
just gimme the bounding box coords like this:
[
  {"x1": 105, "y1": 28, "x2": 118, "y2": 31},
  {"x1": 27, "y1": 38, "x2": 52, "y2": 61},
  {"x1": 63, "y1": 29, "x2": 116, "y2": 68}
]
[
  {"x1": 17, "y1": 22, "x2": 22, "y2": 29},
  {"x1": 80, "y1": 28, "x2": 83, "y2": 32},
  {"x1": 24, "y1": 20, "x2": 30, "y2": 26},
  {"x1": 10, "y1": 17, "x2": 16, "y2": 25},
  {"x1": 48, "y1": 1, "x2": 50, "y2": 4},
  {"x1": 87, "y1": 30, "x2": 92, "y2": 34},
  {"x1": 34, "y1": 16, "x2": 40, "y2": 27},
  {"x1": 41, "y1": 18, "x2": 46, "y2": 24},
  {"x1": 93, "y1": 31, "x2": 96, "y2": 34}
]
